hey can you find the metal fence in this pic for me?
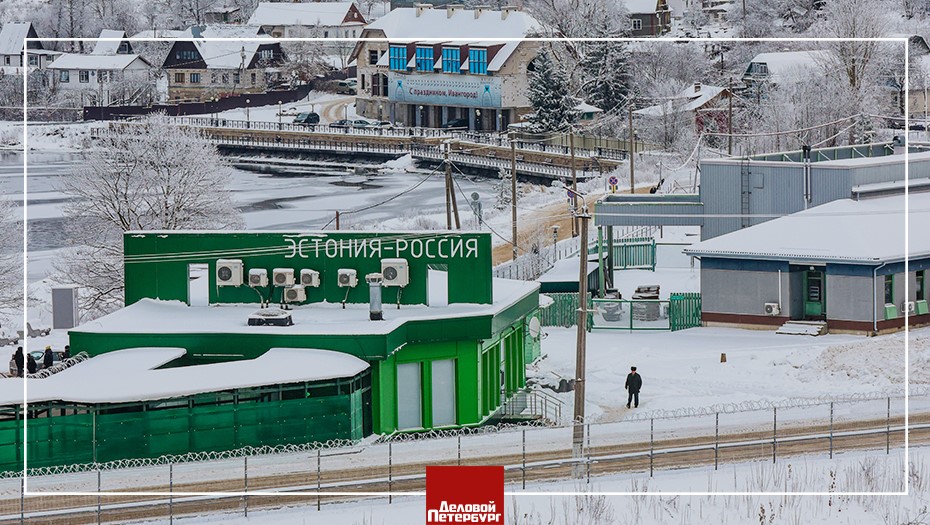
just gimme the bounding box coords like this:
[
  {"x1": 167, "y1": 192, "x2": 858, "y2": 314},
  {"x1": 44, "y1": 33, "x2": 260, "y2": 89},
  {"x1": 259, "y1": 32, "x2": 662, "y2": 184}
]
[
  {"x1": 170, "y1": 116, "x2": 450, "y2": 138},
  {"x1": 1, "y1": 393, "x2": 920, "y2": 523},
  {"x1": 543, "y1": 293, "x2": 701, "y2": 331}
]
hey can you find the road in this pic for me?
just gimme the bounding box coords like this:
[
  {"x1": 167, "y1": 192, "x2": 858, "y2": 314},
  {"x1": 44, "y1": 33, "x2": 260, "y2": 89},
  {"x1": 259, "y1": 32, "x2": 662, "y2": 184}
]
[{"x1": 318, "y1": 96, "x2": 355, "y2": 124}]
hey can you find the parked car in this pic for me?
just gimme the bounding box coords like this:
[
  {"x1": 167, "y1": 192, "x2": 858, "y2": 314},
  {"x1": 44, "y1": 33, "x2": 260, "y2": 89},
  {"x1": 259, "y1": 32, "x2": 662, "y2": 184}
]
[
  {"x1": 329, "y1": 119, "x2": 352, "y2": 129},
  {"x1": 375, "y1": 121, "x2": 396, "y2": 129},
  {"x1": 293, "y1": 112, "x2": 320, "y2": 125},
  {"x1": 441, "y1": 118, "x2": 469, "y2": 129},
  {"x1": 351, "y1": 119, "x2": 376, "y2": 128},
  {"x1": 336, "y1": 80, "x2": 357, "y2": 95}
]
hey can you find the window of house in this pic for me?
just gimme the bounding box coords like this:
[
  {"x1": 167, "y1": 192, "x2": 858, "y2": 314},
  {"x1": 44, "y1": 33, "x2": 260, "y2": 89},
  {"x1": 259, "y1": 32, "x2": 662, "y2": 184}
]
[
  {"x1": 431, "y1": 359, "x2": 457, "y2": 427},
  {"x1": 233, "y1": 72, "x2": 240, "y2": 83},
  {"x1": 884, "y1": 274, "x2": 894, "y2": 305},
  {"x1": 631, "y1": 18, "x2": 643, "y2": 31},
  {"x1": 918, "y1": 270, "x2": 926, "y2": 302},
  {"x1": 97, "y1": 70, "x2": 109, "y2": 83},
  {"x1": 323, "y1": 30, "x2": 329, "y2": 38},
  {"x1": 222, "y1": 73, "x2": 229, "y2": 83},
  {"x1": 28, "y1": 55, "x2": 38, "y2": 66},
  {"x1": 190, "y1": 72, "x2": 201, "y2": 83},
  {"x1": 389, "y1": 45, "x2": 407, "y2": 71},
  {"x1": 361, "y1": 74, "x2": 366, "y2": 90},
  {"x1": 415, "y1": 46, "x2": 433, "y2": 72},
  {"x1": 369, "y1": 49, "x2": 379, "y2": 65},
  {"x1": 260, "y1": 49, "x2": 273, "y2": 60},
  {"x1": 3, "y1": 56, "x2": 9, "y2": 65},
  {"x1": 175, "y1": 49, "x2": 198, "y2": 61},
  {"x1": 79, "y1": 70, "x2": 89, "y2": 83},
  {"x1": 210, "y1": 72, "x2": 217, "y2": 84},
  {"x1": 250, "y1": 72, "x2": 256, "y2": 85},
  {"x1": 468, "y1": 48, "x2": 487, "y2": 75},
  {"x1": 396, "y1": 363, "x2": 422, "y2": 429},
  {"x1": 59, "y1": 70, "x2": 69, "y2": 82},
  {"x1": 442, "y1": 47, "x2": 460, "y2": 73},
  {"x1": 118, "y1": 42, "x2": 129, "y2": 54},
  {"x1": 174, "y1": 72, "x2": 185, "y2": 83}
]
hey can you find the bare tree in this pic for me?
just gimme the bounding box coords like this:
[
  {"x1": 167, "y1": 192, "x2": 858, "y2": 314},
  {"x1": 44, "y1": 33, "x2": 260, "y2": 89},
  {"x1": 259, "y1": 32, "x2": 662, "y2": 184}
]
[
  {"x1": 56, "y1": 114, "x2": 242, "y2": 318},
  {"x1": 280, "y1": 26, "x2": 330, "y2": 84},
  {"x1": 0, "y1": 197, "x2": 24, "y2": 317}
]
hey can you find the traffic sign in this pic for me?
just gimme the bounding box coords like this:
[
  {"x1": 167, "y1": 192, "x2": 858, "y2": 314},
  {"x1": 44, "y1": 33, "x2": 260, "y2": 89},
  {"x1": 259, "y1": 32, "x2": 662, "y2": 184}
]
[{"x1": 608, "y1": 176, "x2": 619, "y2": 186}]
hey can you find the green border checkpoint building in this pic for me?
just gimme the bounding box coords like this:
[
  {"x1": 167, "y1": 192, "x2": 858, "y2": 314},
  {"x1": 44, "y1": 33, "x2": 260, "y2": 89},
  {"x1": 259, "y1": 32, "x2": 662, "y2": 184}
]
[{"x1": 0, "y1": 231, "x2": 542, "y2": 472}]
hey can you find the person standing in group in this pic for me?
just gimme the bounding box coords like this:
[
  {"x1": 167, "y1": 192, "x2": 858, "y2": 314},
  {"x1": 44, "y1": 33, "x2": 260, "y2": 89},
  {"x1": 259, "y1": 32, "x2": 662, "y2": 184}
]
[
  {"x1": 13, "y1": 347, "x2": 24, "y2": 377},
  {"x1": 26, "y1": 353, "x2": 37, "y2": 375},
  {"x1": 625, "y1": 366, "x2": 642, "y2": 409},
  {"x1": 43, "y1": 346, "x2": 54, "y2": 369},
  {"x1": 62, "y1": 345, "x2": 70, "y2": 360}
]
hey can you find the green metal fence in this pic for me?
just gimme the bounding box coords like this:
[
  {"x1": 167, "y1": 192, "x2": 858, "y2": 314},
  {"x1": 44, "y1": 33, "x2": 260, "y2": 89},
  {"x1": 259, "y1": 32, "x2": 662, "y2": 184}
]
[
  {"x1": 669, "y1": 293, "x2": 702, "y2": 331},
  {"x1": 539, "y1": 293, "x2": 593, "y2": 329},
  {"x1": 590, "y1": 237, "x2": 656, "y2": 271},
  {"x1": 586, "y1": 293, "x2": 701, "y2": 332}
]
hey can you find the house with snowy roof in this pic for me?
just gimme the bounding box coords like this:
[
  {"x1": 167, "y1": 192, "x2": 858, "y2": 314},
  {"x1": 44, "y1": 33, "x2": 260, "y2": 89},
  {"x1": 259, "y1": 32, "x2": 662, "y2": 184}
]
[
  {"x1": 162, "y1": 25, "x2": 285, "y2": 102},
  {"x1": 634, "y1": 82, "x2": 730, "y2": 133},
  {"x1": 0, "y1": 22, "x2": 60, "y2": 73},
  {"x1": 49, "y1": 53, "x2": 154, "y2": 106},
  {"x1": 204, "y1": 4, "x2": 243, "y2": 24},
  {"x1": 684, "y1": 190, "x2": 930, "y2": 334},
  {"x1": 350, "y1": 5, "x2": 542, "y2": 129},
  {"x1": 248, "y1": 1, "x2": 367, "y2": 38},
  {"x1": 624, "y1": 0, "x2": 672, "y2": 36},
  {"x1": 741, "y1": 50, "x2": 829, "y2": 90},
  {"x1": 90, "y1": 29, "x2": 133, "y2": 56}
]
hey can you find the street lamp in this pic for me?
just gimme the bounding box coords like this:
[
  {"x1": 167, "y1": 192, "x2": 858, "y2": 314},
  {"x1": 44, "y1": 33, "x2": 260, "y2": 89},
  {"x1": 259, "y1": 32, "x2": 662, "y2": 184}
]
[
  {"x1": 278, "y1": 100, "x2": 282, "y2": 126},
  {"x1": 245, "y1": 98, "x2": 251, "y2": 128},
  {"x1": 378, "y1": 103, "x2": 384, "y2": 121},
  {"x1": 418, "y1": 105, "x2": 424, "y2": 127},
  {"x1": 475, "y1": 109, "x2": 481, "y2": 132}
]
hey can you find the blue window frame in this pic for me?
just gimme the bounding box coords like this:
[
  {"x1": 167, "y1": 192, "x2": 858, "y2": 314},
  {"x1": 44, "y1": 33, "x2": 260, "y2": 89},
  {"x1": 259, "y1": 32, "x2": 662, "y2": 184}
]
[
  {"x1": 442, "y1": 48, "x2": 460, "y2": 73},
  {"x1": 389, "y1": 45, "x2": 407, "y2": 71},
  {"x1": 469, "y1": 48, "x2": 488, "y2": 75},
  {"x1": 415, "y1": 47, "x2": 433, "y2": 71}
]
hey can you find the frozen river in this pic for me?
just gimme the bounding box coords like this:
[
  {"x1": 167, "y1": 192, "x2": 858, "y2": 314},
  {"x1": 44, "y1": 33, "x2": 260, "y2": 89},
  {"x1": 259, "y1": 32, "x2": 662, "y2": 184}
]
[{"x1": 1, "y1": 151, "x2": 497, "y2": 282}]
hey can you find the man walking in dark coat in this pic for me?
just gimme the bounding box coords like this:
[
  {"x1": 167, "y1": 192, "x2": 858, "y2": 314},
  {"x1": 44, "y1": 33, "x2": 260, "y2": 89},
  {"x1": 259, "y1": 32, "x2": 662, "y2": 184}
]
[
  {"x1": 625, "y1": 366, "x2": 642, "y2": 408},
  {"x1": 13, "y1": 347, "x2": 24, "y2": 377},
  {"x1": 26, "y1": 353, "x2": 37, "y2": 375},
  {"x1": 43, "y1": 346, "x2": 54, "y2": 369}
]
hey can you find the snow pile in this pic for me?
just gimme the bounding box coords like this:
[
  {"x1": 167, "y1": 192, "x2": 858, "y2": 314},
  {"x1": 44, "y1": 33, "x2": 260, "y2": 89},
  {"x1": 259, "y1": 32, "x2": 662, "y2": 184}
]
[
  {"x1": 797, "y1": 332, "x2": 928, "y2": 387},
  {"x1": 379, "y1": 153, "x2": 416, "y2": 171}
]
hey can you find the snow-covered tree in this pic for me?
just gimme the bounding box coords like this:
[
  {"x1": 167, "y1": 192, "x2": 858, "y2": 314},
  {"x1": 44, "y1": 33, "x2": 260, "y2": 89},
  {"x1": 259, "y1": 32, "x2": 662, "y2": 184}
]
[
  {"x1": 56, "y1": 114, "x2": 242, "y2": 317},
  {"x1": 527, "y1": 51, "x2": 578, "y2": 132},
  {"x1": 727, "y1": 0, "x2": 820, "y2": 37},
  {"x1": 280, "y1": 26, "x2": 331, "y2": 83},
  {"x1": 0, "y1": 197, "x2": 23, "y2": 316}
]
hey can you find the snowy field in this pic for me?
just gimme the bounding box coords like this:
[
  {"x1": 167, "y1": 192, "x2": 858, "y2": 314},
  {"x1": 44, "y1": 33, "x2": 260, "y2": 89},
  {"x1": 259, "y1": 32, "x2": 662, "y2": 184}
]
[{"x1": 124, "y1": 447, "x2": 924, "y2": 525}]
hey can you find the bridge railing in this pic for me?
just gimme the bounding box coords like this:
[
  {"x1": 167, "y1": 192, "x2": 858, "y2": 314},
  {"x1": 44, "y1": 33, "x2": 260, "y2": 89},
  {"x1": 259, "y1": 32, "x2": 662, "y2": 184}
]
[
  {"x1": 168, "y1": 116, "x2": 451, "y2": 138},
  {"x1": 451, "y1": 131, "x2": 628, "y2": 161}
]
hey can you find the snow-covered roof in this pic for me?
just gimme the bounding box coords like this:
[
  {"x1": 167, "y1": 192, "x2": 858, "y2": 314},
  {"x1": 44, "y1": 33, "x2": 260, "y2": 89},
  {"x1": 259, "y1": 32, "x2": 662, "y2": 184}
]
[
  {"x1": 624, "y1": 0, "x2": 663, "y2": 14},
  {"x1": 635, "y1": 83, "x2": 726, "y2": 117},
  {"x1": 0, "y1": 22, "x2": 36, "y2": 55},
  {"x1": 72, "y1": 271, "x2": 538, "y2": 337},
  {"x1": 0, "y1": 347, "x2": 370, "y2": 405},
  {"x1": 366, "y1": 7, "x2": 541, "y2": 40},
  {"x1": 575, "y1": 101, "x2": 603, "y2": 114},
  {"x1": 684, "y1": 192, "x2": 929, "y2": 264},
  {"x1": 130, "y1": 29, "x2": 188, "y2": 39},
  {"x1": 48, "y1": 53, "x2": 149, "y2": 70},
  {"x1": 248, "y1": 2, "x2": 363, "y2": 27},
  {"x1": 538, "y1": 257, "x2": 599, "y2": 283},
  {"x1": 744, "y1": 50, "x2": 829, "y2": 83},
  {"x1": 91, "y1": 30, "x2": 128, "y2": 55},
  {"x1": 180, "y1": 25, "x2": 272, "y2": 69}
]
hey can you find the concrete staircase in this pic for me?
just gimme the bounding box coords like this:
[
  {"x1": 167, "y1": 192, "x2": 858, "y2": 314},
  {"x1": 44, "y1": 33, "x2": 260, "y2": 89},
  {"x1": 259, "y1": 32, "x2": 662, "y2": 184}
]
[{"x1": 776, "y1": 320, "x2": 828, "y2": 336}]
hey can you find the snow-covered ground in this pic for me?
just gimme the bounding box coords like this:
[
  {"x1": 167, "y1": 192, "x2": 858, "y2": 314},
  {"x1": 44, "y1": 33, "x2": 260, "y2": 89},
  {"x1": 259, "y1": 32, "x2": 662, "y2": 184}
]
[{"x1": 116, "y1": 447, "x2": 923, "y2": 525}]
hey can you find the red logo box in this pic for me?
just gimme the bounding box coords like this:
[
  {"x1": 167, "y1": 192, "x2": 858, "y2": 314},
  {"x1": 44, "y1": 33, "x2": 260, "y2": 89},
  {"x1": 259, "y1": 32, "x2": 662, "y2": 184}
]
[{"x1": 426, "y1": 466, "x2": 504, "y2": 524}]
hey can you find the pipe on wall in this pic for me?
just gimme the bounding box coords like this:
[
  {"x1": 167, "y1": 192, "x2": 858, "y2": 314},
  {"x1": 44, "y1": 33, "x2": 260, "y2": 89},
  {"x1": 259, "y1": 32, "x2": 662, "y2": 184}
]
[{"x1": 873, "y1": 261, "x2": 889, "y2": 333}]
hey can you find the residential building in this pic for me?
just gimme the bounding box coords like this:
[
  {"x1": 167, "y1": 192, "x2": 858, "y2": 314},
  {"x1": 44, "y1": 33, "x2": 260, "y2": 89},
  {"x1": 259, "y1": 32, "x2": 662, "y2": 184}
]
[
  {"x1": 624, "y1": 0, "x2": 672, "y2": 36},
  {"x1": 91, "y1": 30, "x2": 133, "y2": 56},
  {"x1": 0, "y1": 22, "x2": 60, "y2": 73},
  {"x1": 684, "y1": 191, "x2": 930, "y2": 334},
  {"x1": 205, "y1": 4, "x2": 243, "y2": 24},
  {"x1": 162, "y1": 25, "x2": 285, "y2": 102},
  {"x1": 741, "y1": 50, "x2": 829, "y2": 90},
  {"x1": 48, "y1": 53, "x2": 153, "y2": 106},
  {"x1": 350, "y1": 5, "x2": 542, "y2": 129},
  {"x1": 248, "y1": 2, "x2": 367, "y2": 38},
  {"x1": 634, "y1": 82, "x2": 730, "y2": 134}
]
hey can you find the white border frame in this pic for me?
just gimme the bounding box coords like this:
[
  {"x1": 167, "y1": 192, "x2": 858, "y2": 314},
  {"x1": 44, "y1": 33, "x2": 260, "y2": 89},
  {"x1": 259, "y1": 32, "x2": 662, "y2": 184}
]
[{"x1": 20, "y1": 34, "x2": 910, "y2": 498}]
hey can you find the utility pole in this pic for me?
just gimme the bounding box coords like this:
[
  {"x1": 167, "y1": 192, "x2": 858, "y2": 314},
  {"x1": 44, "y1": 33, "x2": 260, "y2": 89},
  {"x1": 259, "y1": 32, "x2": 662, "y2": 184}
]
[
  {"x1": 569, "y1": 130, "x2": 578, "y2": 238},
  {"x1": 571, "y1": 193, "x2": 590, "y2": 478},
  {"x1": 628, "y1": 104, "x2": 635, "y2": 194},
  {"x1": 727, "y1": 77, "x2": 733, "y2": 156},
  {"x1": 511, "y1": 134, "x2": 518, "y2": 260},
  {"x1": 335, "y1": 211, "x2": 340, "y2": 230},
  {"x1": 445, "y1": 143, "x2": 453, "y2": 229}
]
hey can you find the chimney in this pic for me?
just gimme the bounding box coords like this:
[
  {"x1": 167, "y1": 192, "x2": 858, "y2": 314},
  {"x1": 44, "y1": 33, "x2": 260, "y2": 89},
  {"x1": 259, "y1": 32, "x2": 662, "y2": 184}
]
[
  {"x1": 446, "y1": 4, "x2": 463, "y2": 17},
  {"x1": 366, "y1": 273, "x2": 383, "y2": 321},
  {"x1": 693, "y1": 82, "x2": 701, "y2": 93},
  {"x1": 414, "y1": 3, "x2": 433, "y2": 16},
  {"x1": 473, "y1": 5, "x2": 491, "y2": 18},
  {"x1": 501, "y1": 5, "x2": 519, "y2": 19}
]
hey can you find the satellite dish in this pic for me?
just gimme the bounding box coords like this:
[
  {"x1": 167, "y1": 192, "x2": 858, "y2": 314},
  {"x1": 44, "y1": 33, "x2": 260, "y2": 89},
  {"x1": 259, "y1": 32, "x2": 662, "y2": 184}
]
[
  {"x1": 528, "y1": 317, "x2": 541, "y2": 338},
  {"x1": 471, "y1": 192, "x2": 480, "y2": 201}
]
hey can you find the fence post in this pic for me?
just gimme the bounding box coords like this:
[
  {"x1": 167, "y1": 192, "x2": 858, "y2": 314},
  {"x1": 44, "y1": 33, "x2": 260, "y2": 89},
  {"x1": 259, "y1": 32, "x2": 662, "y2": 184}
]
[
  {"x1": 458, "y1": 434, "x2": 462, "y2": 466},
  {"x1": 522, "y1": 429, "x2": 526, "y2": 490},
  {"x1": 244, "y1": 456, "x2": 248, "y2": 517},
  {"x1": 886, "y1": 397, "x2": 891, "y2": 454},
  {"x1": 772, "y1": 407, "x2": 777, "y2": 464},
  {"x1": 649, "y1": 418, "x2": 654, "y2": 477},
  {"x1": 97, "y1": 468, "x2": 101, "y2": 524},
  {"x1": 829, "y1": 402, "x2": 834, "y2": 459},
  {"x1": 317, "y1": 448, "x2": 321, "y2": 511},
  {"x1": 586, "y1": 422, "x2": 591, "y2": 484},
  {"x1": 714, "y1": 412, "x2": 719, "y2": 470},
  {"x1": 19, "y1": 476, "x2": 23, "y2": 525},
  {"x1": 389, "y1": 442, "x2": 393, "y2": 504},
  {"x1": 169, "y1": 462, "x2": 174, "y2": 524}
]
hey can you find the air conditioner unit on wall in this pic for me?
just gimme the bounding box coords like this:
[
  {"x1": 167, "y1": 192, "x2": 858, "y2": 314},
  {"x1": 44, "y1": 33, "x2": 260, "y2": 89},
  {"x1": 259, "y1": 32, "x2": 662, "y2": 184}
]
[
  {"x1": 381, "y1": 258, "x2": 409, "y2": 287},
  {"x1": 764, "y1": 302, "x2": 781, "y2": 316},
  {"x1": 904, "y1": 301, "x2": 916, "y2": 314},
  {"x1": 216, "y1": 259, "x2": 243, "y2": 286},
  {"x1": 338, "y1": 269, "x2": 357, "y2": 288},
  {"x1": 284, "y1": 285, "x2": 306, "y2": 303},
  {"x1": 273, "y1": 268, "x2": 295, "y2": 287},
  {"x1": 300, "y1": 269, "x2": 320, "y2": 287},
  {"x1": 248, "y1": 269, "x2": 268, "y2": 287}
]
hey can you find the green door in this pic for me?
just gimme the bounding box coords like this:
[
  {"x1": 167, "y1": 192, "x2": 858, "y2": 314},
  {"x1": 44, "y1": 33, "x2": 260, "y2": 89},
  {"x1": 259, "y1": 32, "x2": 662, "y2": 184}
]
[{"x1": 803, "y1": 270, "x2": 825, "y2": 318}]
